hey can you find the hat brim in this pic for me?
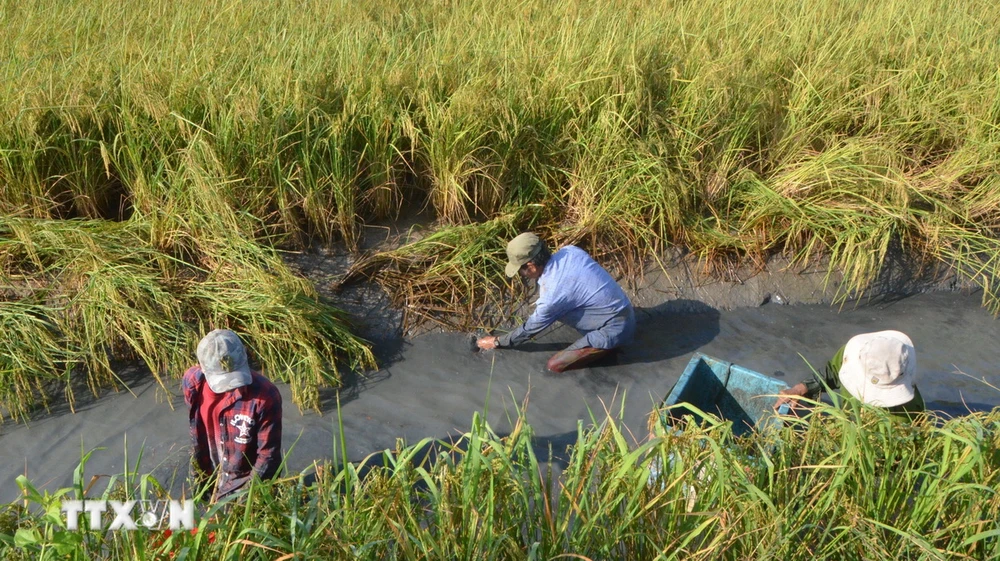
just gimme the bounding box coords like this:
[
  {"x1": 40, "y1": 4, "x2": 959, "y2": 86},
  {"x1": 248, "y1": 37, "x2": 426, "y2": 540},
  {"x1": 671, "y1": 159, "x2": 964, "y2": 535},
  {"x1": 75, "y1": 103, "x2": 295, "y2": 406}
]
[
  {"x1": 505, "y1": 260, "x2": 522, "y2": 278},
  {"x1": 839, "y1": 367, "x2": 915, "y2": 407},
  {"x1": 205, "y1": 365, "x2": 252, "y2": 394},
  {"x1": 504, "y1": 243, "x2": 541, "y2": 278}
]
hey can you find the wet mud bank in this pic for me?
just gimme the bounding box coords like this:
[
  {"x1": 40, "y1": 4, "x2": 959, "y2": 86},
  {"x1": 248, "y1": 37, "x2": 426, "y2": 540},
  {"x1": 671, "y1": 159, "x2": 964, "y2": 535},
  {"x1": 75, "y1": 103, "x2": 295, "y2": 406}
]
[{"x1": 0, "y1": 286, "x2": 996, "y2": 503}]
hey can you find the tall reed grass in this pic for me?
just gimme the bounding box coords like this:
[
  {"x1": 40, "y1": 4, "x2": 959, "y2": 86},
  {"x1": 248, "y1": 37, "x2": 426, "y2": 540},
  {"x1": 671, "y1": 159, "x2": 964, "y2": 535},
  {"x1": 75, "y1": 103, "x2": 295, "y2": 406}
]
[{"x1": 1, "y1": 403, "x2": 997, "y2": 559}]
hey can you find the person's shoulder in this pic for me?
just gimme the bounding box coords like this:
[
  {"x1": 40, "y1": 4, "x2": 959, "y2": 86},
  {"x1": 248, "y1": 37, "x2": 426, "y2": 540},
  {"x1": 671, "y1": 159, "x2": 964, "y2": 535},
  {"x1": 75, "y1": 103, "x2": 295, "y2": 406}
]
[
  {"x1": 249, "y1": 371, "x2": 277, "y2": 389},
  {"x1": 182, "y1": 365, "x2": 204, "y2": 386},
  {"x1": 551, "y1": 245, "x2": 590, "y2": 265},
  {"x1": 248, "y1": 372, "x2": 283, "y2": 403},
  {"x1": 562, "y1": 245, "x2": 598, "y2": 261}
]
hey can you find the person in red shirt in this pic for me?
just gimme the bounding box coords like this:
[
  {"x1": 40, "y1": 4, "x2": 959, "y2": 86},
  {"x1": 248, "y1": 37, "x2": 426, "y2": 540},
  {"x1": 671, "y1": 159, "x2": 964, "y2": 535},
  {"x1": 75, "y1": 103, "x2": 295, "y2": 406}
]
[{"x1": 182, "y1": 329, "x2": 283, "y2": 500}]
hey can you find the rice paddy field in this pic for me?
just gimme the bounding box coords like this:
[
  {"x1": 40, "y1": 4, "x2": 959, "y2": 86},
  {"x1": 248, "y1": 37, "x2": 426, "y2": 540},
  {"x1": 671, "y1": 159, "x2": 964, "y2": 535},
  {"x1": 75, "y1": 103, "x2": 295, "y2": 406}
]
[{"x1": 2, "y1": 0, "x2": 1000, "y2": 558}]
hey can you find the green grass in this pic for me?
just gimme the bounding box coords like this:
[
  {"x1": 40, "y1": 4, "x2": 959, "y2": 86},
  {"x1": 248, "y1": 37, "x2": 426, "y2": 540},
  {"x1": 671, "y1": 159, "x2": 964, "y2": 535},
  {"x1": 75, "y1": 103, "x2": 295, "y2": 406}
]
[
  {"x1": 1, "y1": 0, "x2": 1000, "y2": 407},
  {"x1": 1, "y1": 402, "x2": 997, "y2": 560}
]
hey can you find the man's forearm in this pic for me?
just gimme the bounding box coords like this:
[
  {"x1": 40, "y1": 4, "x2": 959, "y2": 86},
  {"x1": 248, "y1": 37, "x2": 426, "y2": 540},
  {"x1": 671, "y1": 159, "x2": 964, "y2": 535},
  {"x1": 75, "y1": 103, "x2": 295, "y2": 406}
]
[
  {"x1": 495, "y1": 300, "x2": 561, "y2": 348},
  {"x1": 252, "y1": 416, "x2": 283, "y2": 481},
  {"x1": 217, "y1": 473, "x2": 251, "y2": 499},
  {"x1": 496, "y1": 324, "x2": 529, "y2": 347},
  {"x1": 496, "y1": 316, "x2": 551, "y2": 347},
  {"x1": 214, "y1": 452, "x2": 281, "y2": 499}
]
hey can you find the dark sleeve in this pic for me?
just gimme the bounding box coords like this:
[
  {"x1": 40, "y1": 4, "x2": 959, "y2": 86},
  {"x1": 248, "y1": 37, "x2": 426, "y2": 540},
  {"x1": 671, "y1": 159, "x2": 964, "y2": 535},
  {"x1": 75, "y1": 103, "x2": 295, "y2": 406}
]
[
  {"x1": 252, "y1": 390, "x2": 283, "y2": 480},
  {"x1": 182, "y1": 366, "x2": 198, "y2": 408},
  {"x1": 802, "y1": 345, "x2": 845, "y2": 398},
  {"x1": 181, "y1": 367, "x2": 214, "y2": 480}
]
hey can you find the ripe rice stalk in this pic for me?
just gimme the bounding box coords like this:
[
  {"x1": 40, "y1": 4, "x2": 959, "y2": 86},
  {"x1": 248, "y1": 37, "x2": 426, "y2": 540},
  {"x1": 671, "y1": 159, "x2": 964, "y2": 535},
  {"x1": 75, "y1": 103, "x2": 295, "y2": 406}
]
[
  {"x1": 419, "y1": 94, "x2": 504, "y2": 224},
  {"x1": 559, "y1": 107, "x2": 688, "y2": 278},
  {"x1": 222, "y1": 105, "x2": 365, "y2": 248},
  {"x1": 0, "y1": 300, "x2": 75, "y2": 422},
  {"x1": 0, "y1": 217, "x2": 191, "y2": 401},
  {"x1": 355, "y1": 102, "x2": 409, "y2": 222},
  {"x1": 0, "y1": 0, "x2": 999, "y2": 383},
  {"x1": 340, "y1": 210, "x2": 540, "y2": 331},
  {"x1": 187, "y1": 273, "x2": 375, "y2": 411},
  {"x1": 0, "y1": 212, "x2": 374, "y2": 415}
]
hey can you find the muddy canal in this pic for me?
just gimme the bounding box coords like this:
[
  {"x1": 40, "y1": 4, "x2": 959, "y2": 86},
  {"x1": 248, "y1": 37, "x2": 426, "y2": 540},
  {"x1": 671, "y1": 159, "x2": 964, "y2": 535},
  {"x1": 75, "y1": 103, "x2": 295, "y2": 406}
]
[{"x1": 0, "y1": 291, "x2": 996, "y2": 502}]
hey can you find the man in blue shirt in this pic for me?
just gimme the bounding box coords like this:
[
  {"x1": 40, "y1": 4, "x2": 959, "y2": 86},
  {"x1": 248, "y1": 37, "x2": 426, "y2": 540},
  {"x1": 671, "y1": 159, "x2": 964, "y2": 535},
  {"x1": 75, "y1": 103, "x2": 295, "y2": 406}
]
[{"x1": 476, "y1": 232, "x2": 636, "y2": 372}]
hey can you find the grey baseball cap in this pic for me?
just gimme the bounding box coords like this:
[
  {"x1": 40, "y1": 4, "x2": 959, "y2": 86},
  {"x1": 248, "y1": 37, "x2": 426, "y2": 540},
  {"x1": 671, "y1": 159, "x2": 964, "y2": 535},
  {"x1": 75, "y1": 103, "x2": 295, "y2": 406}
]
[
  {"x1": 197, "y1": 329, "x2": 252, "y2": 394},
  {"x1": 505, "y1": 232, "x2": 544, "y2": 277}
]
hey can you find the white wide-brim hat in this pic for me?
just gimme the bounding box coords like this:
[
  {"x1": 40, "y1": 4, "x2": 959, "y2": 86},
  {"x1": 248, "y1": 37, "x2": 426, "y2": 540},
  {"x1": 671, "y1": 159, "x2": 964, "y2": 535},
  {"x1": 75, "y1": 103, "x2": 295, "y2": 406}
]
[{"x1": 838, "y1": 330, "x2": 916, "y2": 407}]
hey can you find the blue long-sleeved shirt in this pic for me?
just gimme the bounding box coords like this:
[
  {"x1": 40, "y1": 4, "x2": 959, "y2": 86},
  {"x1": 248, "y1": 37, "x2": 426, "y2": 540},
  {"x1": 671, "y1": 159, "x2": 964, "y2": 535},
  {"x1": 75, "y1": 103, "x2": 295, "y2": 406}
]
[{"x1": 497, "y1": 245, "x2": 634, "y2": 349}]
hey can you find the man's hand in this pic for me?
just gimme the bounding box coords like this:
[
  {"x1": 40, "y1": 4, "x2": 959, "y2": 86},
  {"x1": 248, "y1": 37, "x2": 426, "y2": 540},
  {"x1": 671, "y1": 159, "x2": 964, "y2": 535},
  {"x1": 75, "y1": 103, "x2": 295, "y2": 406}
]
[
  {"x1": 476, "y1": 336, "x2": 499, "y2": 350},
  {"x1": 773, "y1": 382, "x2": 808, "y2": 411}
]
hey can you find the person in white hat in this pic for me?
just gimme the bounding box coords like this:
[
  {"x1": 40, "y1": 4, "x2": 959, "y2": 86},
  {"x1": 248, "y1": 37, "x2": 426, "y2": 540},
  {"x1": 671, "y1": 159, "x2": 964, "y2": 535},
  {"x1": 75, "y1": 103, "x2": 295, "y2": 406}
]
[
  {"x1": 182, "y1": 329, "x2": 283, "y2": 500},
  {"x1": 476, "y1": 232, "x2": 635, "y2": 372},
  {"x1": 774, "y1": 330, "x2": 924, "y2": 416}
]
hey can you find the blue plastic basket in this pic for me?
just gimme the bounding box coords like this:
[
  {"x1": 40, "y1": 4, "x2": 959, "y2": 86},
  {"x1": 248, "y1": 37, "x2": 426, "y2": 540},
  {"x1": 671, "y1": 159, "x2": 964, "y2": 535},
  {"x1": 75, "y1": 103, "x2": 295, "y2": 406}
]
[{"x1": 660, "y1": 352, "x2": 790, "y2": 436}]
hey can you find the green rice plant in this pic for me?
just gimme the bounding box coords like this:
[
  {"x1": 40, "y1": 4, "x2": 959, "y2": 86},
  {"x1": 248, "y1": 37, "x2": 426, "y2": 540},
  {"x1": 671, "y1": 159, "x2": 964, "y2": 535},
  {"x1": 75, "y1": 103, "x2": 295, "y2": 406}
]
[
  {"x1": 3, "y1": 0, "x2": 1000, "y2": 375},
  {"x1": 1, "y1": 0, "x2": 998, "y2": 312},
  {"x1": 0, "y1": 105, "x2": 126, "y2": 221},
  {"x1": 0, "y1": 217, "x2": 190, "y2": 412},
  {"x1": 418, "y1": 92, "x2": 504, "y2": 225},
  {"x1": 559, "y1": 107, "x2": 689, "y2": 276},
  {"x1": 187, "y1": 273, "x2": 374, "y2": 411},
  {"x1": 141, "y1": 151, "x2": 378, "y2": 405},
  {"x1": 354, "y1": 99, "x2": 410, "y2": 222},
  {"x1": 930, "y1": 225, "x2": 1000, "y2": 314},
  {"x1": 4, "y1": 400, "x2": 998, "y2": 559},
  {"x1": 59, "y1": 259, "x2": 191, "y2": 396},
  {"x1": 210, "y1": 104, "x2": 364, "y2": 249}
]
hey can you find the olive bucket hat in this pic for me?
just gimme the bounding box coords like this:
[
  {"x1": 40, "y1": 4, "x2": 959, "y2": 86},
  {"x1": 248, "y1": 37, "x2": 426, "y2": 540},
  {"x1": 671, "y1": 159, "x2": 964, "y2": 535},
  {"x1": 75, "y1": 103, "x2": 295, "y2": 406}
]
[{"x1": 504, "y1": 232, "x2": 544, "y2": 277}]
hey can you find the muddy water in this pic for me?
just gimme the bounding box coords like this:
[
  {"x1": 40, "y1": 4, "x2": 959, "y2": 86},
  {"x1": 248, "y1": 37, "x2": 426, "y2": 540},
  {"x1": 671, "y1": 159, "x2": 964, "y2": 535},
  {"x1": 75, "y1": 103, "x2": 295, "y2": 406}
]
[{"x1": 0, "y1": 291, "x2": 996, "y2": 502}]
